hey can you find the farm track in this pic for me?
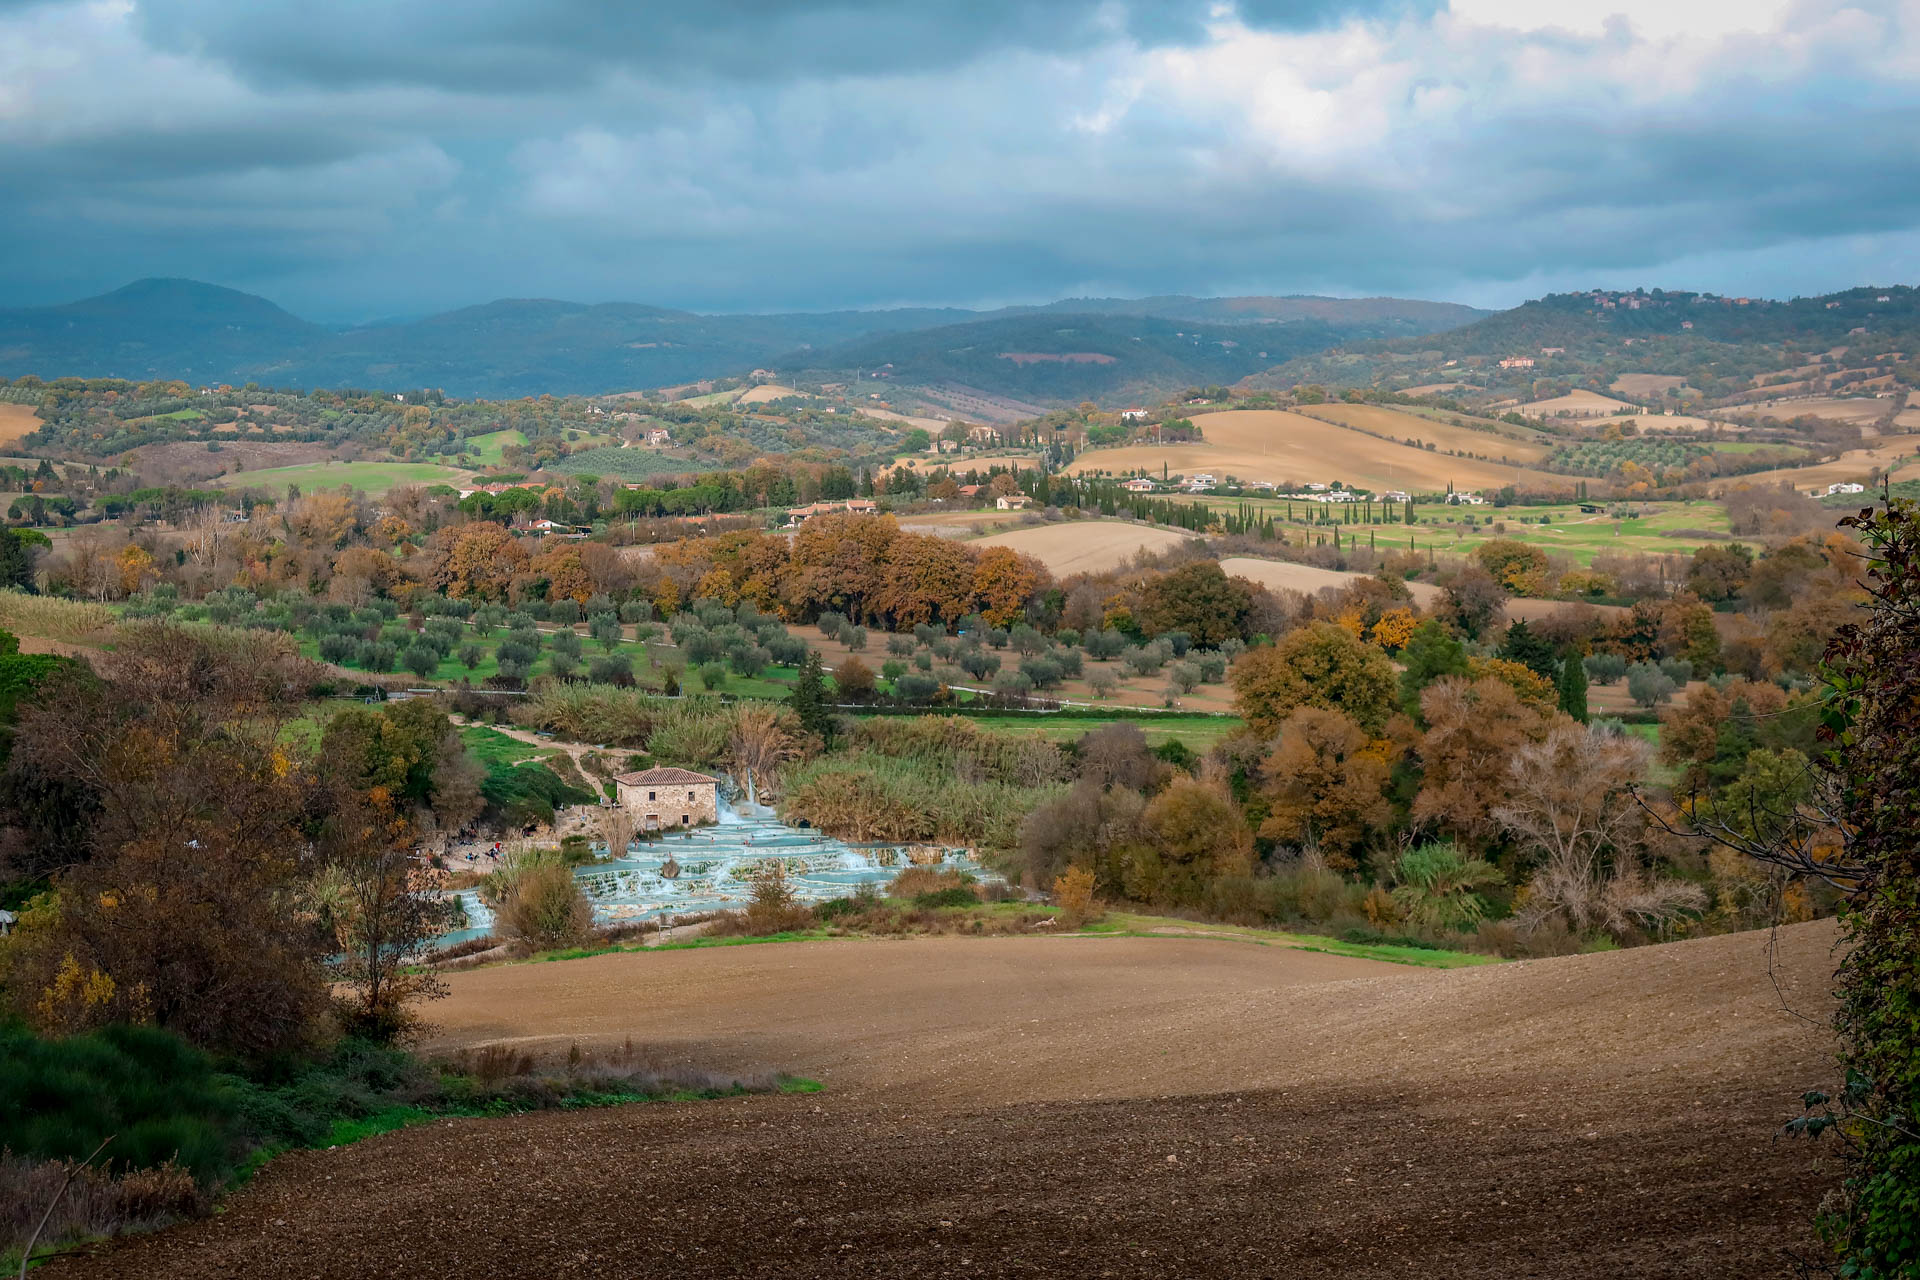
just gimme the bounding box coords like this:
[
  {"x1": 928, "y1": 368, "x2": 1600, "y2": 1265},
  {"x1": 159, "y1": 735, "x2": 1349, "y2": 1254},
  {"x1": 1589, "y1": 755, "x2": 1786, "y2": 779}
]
[{"x1": 59, "y1": 924, "x2": 1837, "y2": 1278}]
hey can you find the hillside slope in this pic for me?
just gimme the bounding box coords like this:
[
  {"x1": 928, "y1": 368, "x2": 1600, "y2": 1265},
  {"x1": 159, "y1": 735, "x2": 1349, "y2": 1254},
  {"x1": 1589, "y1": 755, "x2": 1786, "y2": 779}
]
[
  {"x1": 0, "y1": 280, "x2": 1483, "y2": 400},
  {"x1": 63, "y1": 924, "x2": 1836, "y2": 1279}
]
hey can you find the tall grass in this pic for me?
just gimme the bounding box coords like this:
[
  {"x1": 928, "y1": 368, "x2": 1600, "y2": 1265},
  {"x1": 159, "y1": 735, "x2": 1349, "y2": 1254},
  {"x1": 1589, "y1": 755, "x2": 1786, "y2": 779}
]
[
  {"x1": 780, "y1": 752, "x2": 1065, "y2": 846},
  {"x1": 512, "y1": 684, "x2": 673, "y2": 746},
  {"x1": 0, "y1": 590, "x2": 115, "y2": 641}
]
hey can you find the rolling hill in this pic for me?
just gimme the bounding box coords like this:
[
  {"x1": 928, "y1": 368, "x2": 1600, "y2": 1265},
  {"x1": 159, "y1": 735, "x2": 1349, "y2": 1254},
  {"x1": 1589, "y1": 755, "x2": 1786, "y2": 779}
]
[
  {"x1": 798, "y1": 309, "x2": 1474, "y2": 406},
  {"x1": 0, "y1": 279, "x2": 1484, "y2": 402}
]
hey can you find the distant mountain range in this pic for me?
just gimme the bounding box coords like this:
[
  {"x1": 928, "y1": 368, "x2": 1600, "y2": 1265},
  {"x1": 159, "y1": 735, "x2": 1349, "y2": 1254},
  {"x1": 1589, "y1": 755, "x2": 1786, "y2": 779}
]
[{"x1": 0, "y1": 279, "x2": 1488, "y2": 401}]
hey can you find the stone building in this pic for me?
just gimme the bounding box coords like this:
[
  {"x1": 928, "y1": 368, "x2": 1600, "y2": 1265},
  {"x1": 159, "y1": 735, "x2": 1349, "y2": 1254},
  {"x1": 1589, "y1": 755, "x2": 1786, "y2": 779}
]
[{"x1": 614, "y1": 767, "x2": 719, "y2": 830}]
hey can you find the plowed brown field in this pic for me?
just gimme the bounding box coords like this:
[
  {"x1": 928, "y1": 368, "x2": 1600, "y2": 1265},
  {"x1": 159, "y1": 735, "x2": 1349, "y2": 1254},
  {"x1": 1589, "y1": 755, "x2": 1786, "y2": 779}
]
[{"x1": 58, "y1": 925, "x2": 1837, "y2": 1279}]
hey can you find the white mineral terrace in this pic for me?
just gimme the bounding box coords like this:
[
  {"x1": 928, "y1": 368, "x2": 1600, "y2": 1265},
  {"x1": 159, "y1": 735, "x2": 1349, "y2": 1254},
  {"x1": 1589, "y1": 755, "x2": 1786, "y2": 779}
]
[{"x1": 440, "y1": 792, "x2": 986, "y2": 947}]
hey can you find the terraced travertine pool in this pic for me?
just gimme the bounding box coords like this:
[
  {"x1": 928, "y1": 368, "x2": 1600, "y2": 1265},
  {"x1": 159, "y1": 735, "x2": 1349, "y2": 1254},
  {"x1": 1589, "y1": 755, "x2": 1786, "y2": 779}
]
[{"x1": 442, "y1": 804, "x2": 988, "y2": 946}]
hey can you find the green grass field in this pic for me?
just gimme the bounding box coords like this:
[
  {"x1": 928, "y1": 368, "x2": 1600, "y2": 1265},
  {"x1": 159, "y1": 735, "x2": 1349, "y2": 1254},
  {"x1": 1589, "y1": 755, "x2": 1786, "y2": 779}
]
[
  {"x1": 452, "y1": 429, "x2": 527, "y2": 465},
  {"x1": 1204, "y1": 498, "x2": 1743, "y2": 564},
  {"x1": 210, "y1": 460, "x2": 468, "y2": 496}
]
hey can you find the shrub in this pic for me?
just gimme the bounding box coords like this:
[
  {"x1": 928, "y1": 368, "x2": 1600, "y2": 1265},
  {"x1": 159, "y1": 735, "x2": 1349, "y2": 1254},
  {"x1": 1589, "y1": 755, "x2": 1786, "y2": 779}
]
[
  {"x1": 697, "y1": 661, "x2": 729, "y2": 691},
  {"x1": 893, "y1": 673, "x2": 939, "y2": 703},
  {"x1": 493, "y1": 857, "x2": 595, "y2": 951},
  {"x1": 915, "y1": 885, "x2": 982, "y2": 909},
  {"x1": 1052, "y1": 865, "x2": 1097, "y2": 927}
]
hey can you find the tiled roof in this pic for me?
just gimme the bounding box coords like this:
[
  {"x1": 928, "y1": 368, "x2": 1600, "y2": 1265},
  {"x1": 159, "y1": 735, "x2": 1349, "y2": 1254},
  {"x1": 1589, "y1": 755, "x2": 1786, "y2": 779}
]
[{"x1": 613, "y1": 767, "x2": 717, "y2": 786}]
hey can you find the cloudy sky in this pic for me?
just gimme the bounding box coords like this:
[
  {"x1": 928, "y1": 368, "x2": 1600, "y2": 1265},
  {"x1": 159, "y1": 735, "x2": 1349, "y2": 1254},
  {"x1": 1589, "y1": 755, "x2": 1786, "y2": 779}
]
[{"x1": 3, "y1": 0, "x2": 1918, "y2": 320}]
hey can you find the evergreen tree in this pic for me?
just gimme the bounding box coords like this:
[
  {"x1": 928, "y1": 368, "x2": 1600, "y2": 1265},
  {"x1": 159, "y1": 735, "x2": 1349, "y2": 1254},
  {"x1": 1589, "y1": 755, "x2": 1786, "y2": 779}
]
[
  {"x1": 1398, "y1": 619, "x2": 1469, "y2": 718},
  {"x1": 0, "y1": 530, "x2": 38, "y2": 594},
  {"x1": 1497, "y1": 619, "x2": 1560, "y2": 681},
  {"x1": 789, "y1": 649, "x2": 832, "y2": 744},
  {"x1": 1556, "y1": 648, "x2": 1589, "y2": 722}
]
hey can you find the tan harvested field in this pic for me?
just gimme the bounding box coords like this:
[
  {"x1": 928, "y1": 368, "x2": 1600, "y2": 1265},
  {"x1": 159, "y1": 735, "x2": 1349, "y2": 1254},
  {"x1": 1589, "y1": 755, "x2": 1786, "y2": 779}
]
[
  {"x1": 1219, "y1": 556, "x2": 1444, "y2": 606},
  {"x1": 1610, "y1": 373, "x2": 1689, "y2": 396},
  {"x1": 1727, "y1": 441, "x2": 1920, "y2": 490},
  {"x1": 736, "y1": 383, "x2": 804, "y2": 404},
  {"x1": 0, "y1": 402, "x2": 42, "y2": 447},
  {"x1": 1630, "y1": 412, "x2": 1742, "y2": 432},
  {"x1": 1065, "y1": 409, "x2": 1556, "y2": 493},
  {"x1": 67, "y1": 924, "x2": 1837, "y2": 1278},
  {"x1": 1893, "y1": 408, "x2": 1920, "y2": 432},
  {"x1": 1218, "y1": 558, "x2": 1624, "y2": 626},
  {"x1": 1736, "y1": 395, "x2": 1895, "y2": 424},
  {"x1": 1292, "y1": 404, "x2": 1551, "y2": 462},
  {"x1": 971, "y1": 520, "x2": 1195, "y2": 575},
  {"x1": 857, "y1": 406, "x2": 957, "y2": 431},
  {"x1": 1521, "y1": 390, "x2": 1637, "y2": 417}
]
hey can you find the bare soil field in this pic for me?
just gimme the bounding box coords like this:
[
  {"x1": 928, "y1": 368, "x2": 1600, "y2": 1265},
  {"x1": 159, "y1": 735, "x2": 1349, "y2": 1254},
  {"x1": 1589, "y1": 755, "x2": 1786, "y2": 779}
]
[
  {"x1": 127, "y1": 439, "x2": 336, "y2": 485},
  {"x1": 971, "y1": 520, "x2": 1195, "y2": 575},
  {"x1": 1065, "y1": 410, "x2": 1555, "y2": 493},
  {"x1": 1521, "y1": 390, "x2": 1638, "y2": 418},
  {"x1": 1292, "y1": 404, "x2": 1551, "y2": 462},
  {"x1": 0, "y1": 402, "x2": 42, "y2": 447},
  {"x1": 61, "y1": 924, "x2": 1836, "y2": 1279}
]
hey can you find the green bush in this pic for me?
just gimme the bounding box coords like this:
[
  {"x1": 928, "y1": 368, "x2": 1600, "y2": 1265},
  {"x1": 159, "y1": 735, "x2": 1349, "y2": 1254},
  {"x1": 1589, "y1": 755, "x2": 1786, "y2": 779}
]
[{"x1": 0, "y1": 1021, "x2": 240, "y2": 1184}]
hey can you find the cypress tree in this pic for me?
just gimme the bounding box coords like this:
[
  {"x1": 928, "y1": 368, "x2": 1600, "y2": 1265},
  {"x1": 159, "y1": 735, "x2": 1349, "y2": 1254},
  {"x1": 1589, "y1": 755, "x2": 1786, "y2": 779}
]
[
  {"x1": 1557, "y1": 650, "x2": 1589, "y2": 723},
  {"x1": 790, "y1": 649, "x2": 833, "y2": 744}
]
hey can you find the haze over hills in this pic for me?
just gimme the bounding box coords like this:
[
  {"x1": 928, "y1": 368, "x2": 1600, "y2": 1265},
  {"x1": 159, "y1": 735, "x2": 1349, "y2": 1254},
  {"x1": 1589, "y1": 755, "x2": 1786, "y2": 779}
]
[{"x1": 0, "y1": 278, "x2": 1486, "y2": 402}]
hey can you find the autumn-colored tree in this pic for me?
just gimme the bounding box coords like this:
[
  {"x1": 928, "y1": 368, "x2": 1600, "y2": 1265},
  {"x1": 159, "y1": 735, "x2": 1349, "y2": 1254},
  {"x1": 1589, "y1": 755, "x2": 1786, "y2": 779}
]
[
  {"x1": 1412, "y1": 675, "x2": 1551, "y2": 844},
  {"x1": 1138, "y1": 560, "x2": 1253, "y2": 646},
  {"x1": 3, "y1": 625, "x2": 331, "y2": 1057},
  {"x1": 972, "y1": 545, "x2": 1047, "y2": 627},
  {"x1": 1370, "y1": 607, "x2": 1418, "y2": 652},
  {"x1": 786, "y1": 514, "x2": 900, "y2": 621},
  {"x1": 1230, "y1": 621, "x2": 1398, "y2": 735},
  {"x1": 833, "y1": 655, "x2": 876, "y2": 701},
  {"x1": 429, "y1": 521, "x2": 529, "y2": 601},
  {"x1": 1130, "y1": 776, "x2": 1253, "y2": 906},
  {"x1": 327, "y1": 546, "x2": 402, "y2": 604},
  {"x1": 1437, "y1": 563, "x2": 1508, "y2": 639},
  {"x1": 284, "y1": 491, "x2": 360, "y2": 548},
  {"x1": 1473, "y1": 538, "x2": 1551, "y2": 596},
  {"x1": 1257, "y1": 707, "x2": 1392, "y2": 869},
  {"x1": 534, "y1": 544, "x2": 596, "y2": 604},
  {"x1": 1465, "y1": 655, "x2": 1558, "y2": 715},
  {"x1": 878, "y1": 532, "x2": 977, "y2": 627}
]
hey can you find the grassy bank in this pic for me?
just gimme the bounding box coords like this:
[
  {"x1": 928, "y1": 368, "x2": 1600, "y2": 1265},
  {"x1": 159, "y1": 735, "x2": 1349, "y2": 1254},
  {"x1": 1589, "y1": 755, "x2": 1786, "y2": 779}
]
[{"x1": 0, "y1": 1020, "x2": 807, "y2": 1270}]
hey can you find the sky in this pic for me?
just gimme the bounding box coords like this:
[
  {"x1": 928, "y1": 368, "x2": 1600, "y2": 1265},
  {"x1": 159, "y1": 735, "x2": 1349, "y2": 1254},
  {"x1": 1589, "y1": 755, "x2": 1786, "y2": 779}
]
[{"x1": 3, "y1": 0, "x2": 1919, "y2": 321}]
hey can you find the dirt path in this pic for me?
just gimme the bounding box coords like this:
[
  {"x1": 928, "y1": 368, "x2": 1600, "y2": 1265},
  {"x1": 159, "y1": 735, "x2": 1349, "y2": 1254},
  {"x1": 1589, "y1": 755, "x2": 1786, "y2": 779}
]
[{"x1": 57, "y1": 924, "x2": 1839, "y2": 1278}]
